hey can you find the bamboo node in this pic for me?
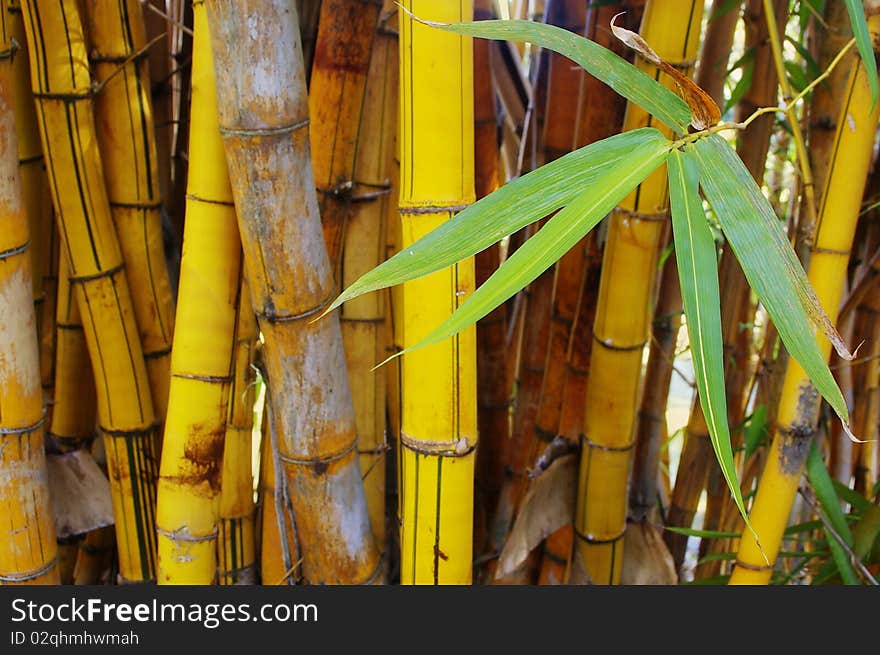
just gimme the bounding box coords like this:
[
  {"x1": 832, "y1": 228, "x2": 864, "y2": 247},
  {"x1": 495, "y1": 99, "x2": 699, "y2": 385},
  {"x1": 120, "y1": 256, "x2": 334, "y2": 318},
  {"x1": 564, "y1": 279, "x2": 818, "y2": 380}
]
[
  {"x1": 56, "y1": 322, "x2": 84, "y2": 331},
  {"x1": 98, "y1": 423, "x2": 158, "y2": 439},
  {"x1": 399, "y1": 431, "x2": 475, "y2": 457},
  {"x1": 574, "y1": 525, "x2": 626, "y2": 545},
  {"x1": 277, "y1": 438, "x2": 358, "y2": 467},
  {"x1": 219, "y1": 119, "x2": 310, "y2": 139},
  {"x1": 580, "y1": 433, "x2": 634, "y2": 453},
  {"x1": 110, "y1": 200, "x2": 163, "y2": 211},
  {"x1": 144, "y1": 346, "x2": 173, "y2": 360},
  {"x1": 68, "y1": 262, "x2": 126, "y2": 284},
  {"x1": 185, "y1": 193, "x2": 234, "y2": 208},
  {"x1": 0, "y1": 240, "x2": 30, "y2": 262},
  {"x1": 156, "y1": 525, "x2": 218, "y2": 543},
  {"x1": 0, "y1": 411, "x2": 46, "y2": 436},
  {"x1": 0, "y1": 558, "x2": 58, "y2": 583},
  {"x1": 398, "y1": 203, "x2": 470, "y2": 216},
  {"x1": 733, "y1": 558, "x2": 774, "y2": 572},
  {"x1": 257, "y1": 289, "x2": 335, "y2": 324},
  {"x1": 614, "y1": 207, "x2": 667, "y2": 222},
  {"x1": 171, "y1": 372, "x2": 233, "y2": 384},
  {"x1": 18, "y1": 153, "x2": 43, "y2": 166},
  {"x1": 592, "y1": 333, "x2": 646, "y2": 352}
]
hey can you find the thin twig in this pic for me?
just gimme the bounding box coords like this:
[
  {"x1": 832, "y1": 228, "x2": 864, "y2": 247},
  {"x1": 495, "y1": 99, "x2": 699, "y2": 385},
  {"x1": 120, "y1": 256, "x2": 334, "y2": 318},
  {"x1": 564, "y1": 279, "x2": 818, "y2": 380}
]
[
  {"x1": 91, "y1": 32, "x2": 168, "y2": 95},
  {"x1": 799, "y1": 487, "x2": 879, "y2": 586},
  {"x1": 139, "y1": 0, "x2": 194, "y2": 36}
]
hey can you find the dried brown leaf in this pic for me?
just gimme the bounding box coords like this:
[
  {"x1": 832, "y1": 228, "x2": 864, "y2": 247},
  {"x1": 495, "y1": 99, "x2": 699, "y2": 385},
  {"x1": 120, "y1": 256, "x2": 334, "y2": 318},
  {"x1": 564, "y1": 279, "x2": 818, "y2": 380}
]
[
  {"x1": 620, "y1": 521, "x2": 678, "y2": 585},
  {"x1": 495, "y1": 454, "x2": 577, "y2": 579}
]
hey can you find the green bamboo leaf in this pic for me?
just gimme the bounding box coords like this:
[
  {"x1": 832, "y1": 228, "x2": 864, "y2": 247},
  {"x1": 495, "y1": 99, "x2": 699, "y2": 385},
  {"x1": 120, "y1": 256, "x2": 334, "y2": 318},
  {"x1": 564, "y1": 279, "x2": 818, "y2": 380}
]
[
  {"x1": 845, "y1": 0, "x2": 879, "y2": 108},
  {"x1": 853, "y1": 506, "x2": 880, "y2": 561},
  {"x1": 692, "y1": 135, "x2": 850, "y2": 427},
  {"x1": 386, "y1": 133, "x2": 671, "y2": 359},
  {"x1": 667, "y1": 148, "x2": 753, "y2": 538},
  {"x1": 806, "y1": 443, "x2": 860, "y2": 585},
  {"x1": 832, "y1": 479, "x2": 874, "y2": 514},
  {"x1": 663, "y1": 526, "x2": 741, "y2": 540},
  {"x1": 742, "y1": 404, "x2": 769, "y2": 459},
  {"x1": 326, "y1": 128, "x2": 667, "y2": 314},
  {"x1": 410, "y1": 15, "x2": 692, "y2": 134}
]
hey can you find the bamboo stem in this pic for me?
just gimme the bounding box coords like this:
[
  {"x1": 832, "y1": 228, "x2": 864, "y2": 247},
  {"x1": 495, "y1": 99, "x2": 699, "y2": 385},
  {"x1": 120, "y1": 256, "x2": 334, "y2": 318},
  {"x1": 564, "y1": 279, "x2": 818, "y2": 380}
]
[
  {"x1": 0, "y1": 1, "x2": 59, "y2": 585},
  {"x1": 206, "y1": 0, "x2": 381, "y2": 584}
]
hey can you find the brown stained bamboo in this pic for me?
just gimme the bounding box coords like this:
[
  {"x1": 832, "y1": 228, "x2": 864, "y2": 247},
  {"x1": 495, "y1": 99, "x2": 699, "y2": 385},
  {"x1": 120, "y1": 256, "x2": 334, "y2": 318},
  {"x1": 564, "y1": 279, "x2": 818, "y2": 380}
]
[
  {"x1": 84, "y1": 1, "x2": 176, "y2": 422},
  {"x1": 396, "y1": 0, "x2": 477, "y2": 585},
  {"x1": 155, "y1": 1, "x2": 242, "y2": 584},
  {"x1": 575, "y1": 0, "x2": 704, "y2": 586},
  {"x1": 309, "y1": 0, "x2": 380, "y2": 284},
  {"x1": 630, "y1": 252, "x2": 682, "y2": 523},
  {"x1": 854, "y1": 308, "x2": 880, "y2": 497},
  {"x1": 696, "y1": 0, "x2": 741, "y2": 107},
  {"x1": 665, "y1": 0, "x2": 785, "y2": 570},
  {"x1": 473, "y1": 0, "x2": 508, "y2": 557},
  {"x1": 206, "y1": 0, "x2": 381, "y2": 584},
  {"x1": 297, "y1": 0, "x2": 323, "y2": 82},
  {"x1": 49, "y1": 255, "x2": 97, "y2": 451},
  {"x1": 313, "y1": 0, "x2": 391, "y2": 554},
  {"x1": 731, "y1": 32, "x2": 880, "y2": 583},
  {"x1": 0, "y1": 2, "x2": 59, "y2": 586},
  {"x1": 20, "y1": 0, "x2": 159, "y2": 583},
  {"x1": 218, "y1": 282, "x2": 258, "y2": 585}
]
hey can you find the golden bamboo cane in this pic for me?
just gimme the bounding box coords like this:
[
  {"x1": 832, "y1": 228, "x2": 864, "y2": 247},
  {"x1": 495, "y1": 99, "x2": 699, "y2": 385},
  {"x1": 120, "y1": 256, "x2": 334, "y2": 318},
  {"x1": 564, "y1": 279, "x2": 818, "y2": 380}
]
[
  {"x1": 0, "y1": 0, "x2": 58, "y2": 586},
  {"x1": 575, "y1": 0, "x2": 704, "y2": 585},
  {"x1": 730, "y1": 24, "x2": 880, "y2": 584},
  {"x1": 218, "y1": 281, "x2": 258, "y2": 585},
  {"x1": 206, "y1": 0, "x2": 381, "y2": 584},
  {"x1": 83, "y1": 1, "x2": 176, "y2": 422},
  {"x1": 397, "y1": 0, "x2": 477, "y2": 584},
  {"x1": 20, "y1": 0, "x2": 159, "y2": 583},
  {"x1": 156, "y1": 0, "x2": 243, "y2": 584}
]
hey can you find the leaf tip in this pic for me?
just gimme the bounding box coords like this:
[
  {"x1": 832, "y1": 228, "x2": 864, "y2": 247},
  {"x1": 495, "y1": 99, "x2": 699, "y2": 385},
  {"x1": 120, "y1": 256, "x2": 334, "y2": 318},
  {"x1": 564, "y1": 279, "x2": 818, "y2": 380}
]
[{"x1": 395, "y1": 2, "x2": 450, "y2": 30}]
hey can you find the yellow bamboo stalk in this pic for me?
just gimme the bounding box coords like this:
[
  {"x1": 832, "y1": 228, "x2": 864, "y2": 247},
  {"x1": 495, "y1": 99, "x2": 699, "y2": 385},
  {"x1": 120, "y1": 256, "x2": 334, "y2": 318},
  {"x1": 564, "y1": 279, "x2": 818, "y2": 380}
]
[
  {"x1": 575, "y1": 0, "x2": 704, "y2": 586},
  {"x1": 20, "y1": 0, "x2": 158, "y2": 583},
  {"x1": 8, "y1": 1, "x2": 54, "y2": 357},
  {"x1": 218, "y1": 281, "x2": 258, "y2": 585},
  {"x1": 49, "y1": 253, "x2": 97, "y2": 451},
  {"x1": 73, "y1": 525, "x2": 115, "y2": 584},
  {"x1": 854, "y1": 308, "x2": 880, "y2": 497},
  {"x1": 156, "y1": 1, "x2": 242, "y2": 584},
  {"x1": 0, "y1": 1, "x2": 58, "y2": 586},
  {"x1": 397, "y1": 0, "x2": 476, "y2": 584},
  {"x1": 83, "y1": 1, "x2": 176, "y2": 422},
  {"x1": 730, "y1": 28, "x2": 880, "y2": 584},
  {"x1": 206, "y1": 0, "x2": 381, "y2": 584}
]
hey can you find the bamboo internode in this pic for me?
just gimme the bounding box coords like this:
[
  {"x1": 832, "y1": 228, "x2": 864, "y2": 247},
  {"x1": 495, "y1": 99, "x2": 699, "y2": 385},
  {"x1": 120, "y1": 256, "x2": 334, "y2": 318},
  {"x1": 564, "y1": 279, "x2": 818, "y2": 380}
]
[{"x1": 19, "y1": 0, "x2": 159, "y2": 583}]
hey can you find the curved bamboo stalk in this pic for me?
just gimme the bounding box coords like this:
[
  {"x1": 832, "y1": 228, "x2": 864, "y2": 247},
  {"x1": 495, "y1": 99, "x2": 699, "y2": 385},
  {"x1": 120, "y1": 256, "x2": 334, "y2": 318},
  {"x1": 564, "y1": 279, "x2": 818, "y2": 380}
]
[
  {"x1": 218, "y1": 282, "x2": 258, "y2": 585},
  {"x1": 83, "y1": 0, "x2": 176, "y2": 422},
  {"x1": 575, "y1": 0, "x2": 704, "y2": 586},
  {"x1": 20, "y1": 0, "x2": 159, "y2": 583},
  {"x1": 206, "y1": 0, "x2": 381, "y2": 584},
  {"x1": 396, "y1": 0, "x2": 477, "y2": 584},
  {"x1": 0, "y1": 1, "x2": 58, "y2": 586},
  {"x1": 156, "y1": 1, "x2": 242, "y2": 584},
  {"x1": 730, "y1": 26, "x2": 880, "y2": 584}
]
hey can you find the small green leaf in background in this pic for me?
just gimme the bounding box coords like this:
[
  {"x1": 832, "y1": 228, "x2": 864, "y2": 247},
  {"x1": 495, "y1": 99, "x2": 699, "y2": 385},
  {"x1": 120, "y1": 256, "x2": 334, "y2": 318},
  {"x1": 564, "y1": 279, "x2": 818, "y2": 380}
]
[
  {"x1": 724, "y1": 48, "x2": 755, "y2": 113},
  {"x1": 853, "y1": 506, "x2": 880, "y2": 562},
  {"x1": 845, "y1": 0, "x2": 879, "y2": 108},
  {"x1": 806, "y1": 443, "x2": 860, "y2": 585},
  {"x1": 326, "y1": 128, "x2": 664, "y2": 314},
  {"x1": 415, "y1": 16, "x2": 692, "y2": 134},
  {"x1": 693, "y1": 135, "x2": 849, "y2": 427},
  {"x1": 664, "y1": 526, "x2": 741, "y2": 540},
  {"x1": 743, "y1": 404, "x2": 769, "y2": 459},
  {"x1": 668, "y1": 148, "x2": 753, "y2": 539},
  {"x1": 388, "y1": 130, "x2": 672, "y2": 358}
]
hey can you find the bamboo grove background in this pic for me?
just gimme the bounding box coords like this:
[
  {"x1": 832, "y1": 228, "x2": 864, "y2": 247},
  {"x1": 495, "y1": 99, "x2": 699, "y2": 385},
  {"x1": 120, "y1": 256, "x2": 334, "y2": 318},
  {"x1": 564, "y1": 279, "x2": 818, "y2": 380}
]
[{"x1": 0, "y1": 0, "x2": 879, "y2": 586}]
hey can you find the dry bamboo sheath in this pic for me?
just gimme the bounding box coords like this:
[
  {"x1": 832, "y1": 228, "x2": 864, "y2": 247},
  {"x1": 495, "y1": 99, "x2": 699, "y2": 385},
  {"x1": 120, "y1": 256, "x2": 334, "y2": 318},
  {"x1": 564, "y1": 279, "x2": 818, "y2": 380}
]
[
  {"x1": 206, "y1": 0, "x2": 381, "y2": 584},
  {"x1": 0, "y1": 0, "x2": 59, "y2": 586},
  {"x1": 20, "y1": 0, "x2": 159, "y2": 583}
]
